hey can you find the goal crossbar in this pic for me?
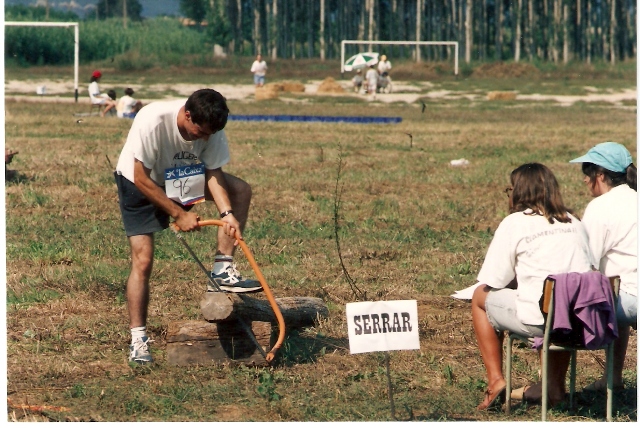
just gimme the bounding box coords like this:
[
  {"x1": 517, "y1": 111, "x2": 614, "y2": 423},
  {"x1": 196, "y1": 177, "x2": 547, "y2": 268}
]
[
  {"x1": 4, "y1": 21, "x2": 80, "y2": 102},
  {"x1": 341, "y1": 40, "x2": 458, "y2": 76}
]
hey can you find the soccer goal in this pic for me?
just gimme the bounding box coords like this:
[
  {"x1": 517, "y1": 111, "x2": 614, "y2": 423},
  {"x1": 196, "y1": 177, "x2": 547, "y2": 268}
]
[
  {"x1": 340, "y1": 40, "x2": 459, "y2": 76},
  {"x1": 4, "y1": 21, "x2": 80, "y2": 102}
]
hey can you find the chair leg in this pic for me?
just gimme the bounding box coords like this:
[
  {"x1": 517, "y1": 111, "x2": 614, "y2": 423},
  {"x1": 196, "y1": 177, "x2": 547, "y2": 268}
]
[
  {"x1": 542, "y1": 344, "x2": 548, "y2": 421},
  {"x1": 505, "y1": 335, "x2": 513, "y2": 415},
  {"x1": 569, "y1": 350, "x2": 577, "y2": 409},
  {"x1": 606, "y1": 343, "x2": 614, "y2": 422}
]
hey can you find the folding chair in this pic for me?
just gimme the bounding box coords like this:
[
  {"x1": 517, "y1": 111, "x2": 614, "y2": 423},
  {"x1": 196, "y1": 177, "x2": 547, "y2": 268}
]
[
  {"x1": 505, "y1": 273, "x2": 619, "y2": 421},
  {"x1": 89, "y1": 95, "x2": 115, "y2": 117},
  {"x1": 89, "y1": 102, "x2": 104, "y2": 116}
]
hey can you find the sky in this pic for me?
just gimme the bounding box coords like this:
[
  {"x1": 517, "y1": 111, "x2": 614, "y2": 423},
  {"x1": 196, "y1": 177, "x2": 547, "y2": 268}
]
[{"x1": 3, "y1": 0, "x2": 182, "y2": 19}]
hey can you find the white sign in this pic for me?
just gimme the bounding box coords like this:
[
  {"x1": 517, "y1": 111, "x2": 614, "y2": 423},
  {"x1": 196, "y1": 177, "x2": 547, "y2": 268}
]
[
  {"x1": 346, "y1": 300, "x2": 420, "y2": 354},
  {"x1": 165, "y1": 163, "x2": 206, "y2": 206}
]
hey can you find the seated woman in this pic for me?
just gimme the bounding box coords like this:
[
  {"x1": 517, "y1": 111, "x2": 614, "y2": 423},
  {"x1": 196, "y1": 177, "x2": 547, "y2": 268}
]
[
  {"x1": 472, "y1": 163, "x2": 593, "y2": 410},
  {"x1": 88, "y1": 70, "x2": 116, "y2": 117},
  {"x1": 569, "y1": 142, "x2": 637, "y2": 392}
]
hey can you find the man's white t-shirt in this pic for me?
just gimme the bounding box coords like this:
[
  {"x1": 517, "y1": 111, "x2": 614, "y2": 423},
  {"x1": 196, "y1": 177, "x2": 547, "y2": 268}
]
[
  {"x1": 115, "y1": 99, "x2": 230, "y2": 186},
  {"x1": 582, "y1": 184, "x2": 637, "y2": 297},
  {"x1": 477, "y1": 210, "x2": 592, "y2": 325},
  {"x1": 378, "y1": 60, "x2": 392, "y2": 74},
  {"x1": 251, "y1": 60, "x2": 267, "y2": 76}
]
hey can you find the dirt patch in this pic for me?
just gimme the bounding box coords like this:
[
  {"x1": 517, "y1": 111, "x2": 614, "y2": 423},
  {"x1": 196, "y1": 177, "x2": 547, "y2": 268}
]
[
  {"x1": 267, "y1": 81, "x2": 306, "y2": 93},
  {"x1": 255, "y1": 85, "x2": 280, "y2": 100},
  {"x1": 472, "y1": 62, "x2": 541, "y2": 79},
  {"x1": 316, "y1": 77, "x2": 345, "y2": 94},
  {"x1": 487, "y1": 91, "x2": 517, "y2": 101}
]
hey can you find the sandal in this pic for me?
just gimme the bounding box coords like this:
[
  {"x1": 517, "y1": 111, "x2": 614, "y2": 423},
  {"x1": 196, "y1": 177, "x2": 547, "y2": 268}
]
[
  {"x1": 477, "y1": 385, "x2": 506, "y2": 411},
  {"x1": 514, "y1": 383, "x2": 565, "y2": 407},
  {"x1": 583, "y1": 378, "x2": 624, "y2": 392}
]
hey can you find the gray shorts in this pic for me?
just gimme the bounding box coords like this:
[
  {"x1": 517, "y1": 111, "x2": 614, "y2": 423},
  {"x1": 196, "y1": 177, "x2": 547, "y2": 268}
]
[
  {"x1": 485, "y1": 288, "x2": 545, "y2": 337},
  {"x1": 115, "y1": 173, "x2": 191, "y2": 237},
  {"x1": 617, "y1": 290, "x2": 638, "y2": 329}
]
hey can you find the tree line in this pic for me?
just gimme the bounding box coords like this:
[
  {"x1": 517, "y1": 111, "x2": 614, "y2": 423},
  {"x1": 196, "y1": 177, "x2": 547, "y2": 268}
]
[
  {"x1": 5, "y1": 1, "x2": 636, "y2": 66},
  {"x1": 181, "y1": 0, "x2": 635, "y2": 64}
]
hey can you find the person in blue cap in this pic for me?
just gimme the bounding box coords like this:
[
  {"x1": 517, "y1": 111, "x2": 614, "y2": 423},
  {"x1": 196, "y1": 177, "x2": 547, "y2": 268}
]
[
  {"x1": 511, "y1": 145, "x2": 636, "y2": 405},
  {"x1": 569, "y1": 142, "x2": 637, "y2": 392}
]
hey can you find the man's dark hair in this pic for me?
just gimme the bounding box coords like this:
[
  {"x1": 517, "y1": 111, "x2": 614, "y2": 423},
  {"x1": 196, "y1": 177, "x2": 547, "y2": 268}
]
[
  {"x1": 185, "y1": 89, "x2": 229, "y2": 132},
  {"x1": 107, "y1": 89, "x2": 116, "y2": 100},
  {"x1": 125, "y1": 87, "x2": 135, "y2": 96}
]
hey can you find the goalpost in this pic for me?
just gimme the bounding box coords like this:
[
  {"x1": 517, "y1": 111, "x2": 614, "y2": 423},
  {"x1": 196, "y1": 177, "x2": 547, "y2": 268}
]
[
  {"x1": 4, "y1": 21, "x2": 80, "y2": 102},
  {"x1": 340, "y1": 40, "x2": 459, "y2": 77}
]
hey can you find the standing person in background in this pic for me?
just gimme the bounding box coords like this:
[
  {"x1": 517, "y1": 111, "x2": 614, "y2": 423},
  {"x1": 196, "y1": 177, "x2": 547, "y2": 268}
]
[
  {"x1": 365, "y1": 65, "x2": 378, "y2": 96},
  {"x1": 377, "y1": 54, "x2": 392, "y2": 77},
  {"x1": 250, "y1": 54, "x2": 267, "y2": 87},
  {"x1": 117, "y1": 88, "x2": 144, "y2": 119},
  {"x1": 569, "y1": 142, "x2": 637, "y2": 392},
  {"x1": 88, "y1": 70, "x2": 116, "y2": 117}
]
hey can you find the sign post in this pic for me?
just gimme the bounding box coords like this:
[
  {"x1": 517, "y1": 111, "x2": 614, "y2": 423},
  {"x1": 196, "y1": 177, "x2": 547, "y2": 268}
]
[{"x1": 346, "y1": 300, "x2": 420, "y2": 420}]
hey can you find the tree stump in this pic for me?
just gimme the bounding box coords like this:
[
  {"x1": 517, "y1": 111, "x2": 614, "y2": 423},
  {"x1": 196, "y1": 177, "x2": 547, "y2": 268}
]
[{"x1": 166, "y1": 320, "x2": 272, "y2": 367}]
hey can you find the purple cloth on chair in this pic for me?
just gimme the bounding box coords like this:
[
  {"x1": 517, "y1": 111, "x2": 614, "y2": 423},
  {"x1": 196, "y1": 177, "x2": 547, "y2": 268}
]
[{"x1": 532, "y1": 272, "x2": 618, "y2": 350}]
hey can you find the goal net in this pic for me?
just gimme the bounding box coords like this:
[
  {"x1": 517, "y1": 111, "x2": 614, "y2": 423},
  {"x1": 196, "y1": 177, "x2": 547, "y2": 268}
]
[{"x1": 4, "y1": 21, "x2": 80, "y2": 102}]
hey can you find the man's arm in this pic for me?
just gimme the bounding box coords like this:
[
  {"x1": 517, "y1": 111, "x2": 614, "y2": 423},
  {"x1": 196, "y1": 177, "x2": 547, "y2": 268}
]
[
  {"x1": 133, "y1": 159, "x2": 200, "y2": 232},
  {"x1": 205, "y1": 167, "x2": 243, "y2": 240}
]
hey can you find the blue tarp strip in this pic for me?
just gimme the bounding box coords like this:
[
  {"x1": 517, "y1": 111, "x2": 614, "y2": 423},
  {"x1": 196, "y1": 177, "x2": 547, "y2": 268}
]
[{"x1": 228, "y1": 115, "x2": 402, "y2": 124}]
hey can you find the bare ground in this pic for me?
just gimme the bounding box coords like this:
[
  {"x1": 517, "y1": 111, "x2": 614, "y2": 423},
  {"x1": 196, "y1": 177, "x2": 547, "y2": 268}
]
[{"x1": 5, "y1": 78, "x2": 637, "y2": 107}]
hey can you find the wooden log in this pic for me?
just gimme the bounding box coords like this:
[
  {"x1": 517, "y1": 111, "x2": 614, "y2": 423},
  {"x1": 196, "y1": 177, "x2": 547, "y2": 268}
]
[
  {"x1": 200, "y1": 293, "x2": 329, "y2": 328},
  {"x1": 166, "y1": 320, "x2": 272, "y2": 367}
]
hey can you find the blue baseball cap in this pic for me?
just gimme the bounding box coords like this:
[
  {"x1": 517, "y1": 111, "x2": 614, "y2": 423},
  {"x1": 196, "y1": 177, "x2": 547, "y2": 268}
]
[{"x1": 569, "y1": 142, "x2": 633, "y2": 173}]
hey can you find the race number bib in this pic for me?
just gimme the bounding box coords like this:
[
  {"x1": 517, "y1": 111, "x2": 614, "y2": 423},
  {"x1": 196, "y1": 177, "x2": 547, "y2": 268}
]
[{"x1": 165, "y1": 163, "x2": 205, "y2": 206}]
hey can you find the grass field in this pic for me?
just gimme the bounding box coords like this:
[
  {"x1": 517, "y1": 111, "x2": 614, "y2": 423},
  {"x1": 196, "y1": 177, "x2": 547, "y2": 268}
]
[{"x1": 4, "y1": 61, "x2": 637, "y2": 422}]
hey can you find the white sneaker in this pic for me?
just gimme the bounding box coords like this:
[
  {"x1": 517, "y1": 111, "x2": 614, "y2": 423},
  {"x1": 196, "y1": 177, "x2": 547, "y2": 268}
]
[
  {"x1": 129, "y1": 336, "x2": 154, "y2": 364},
  {"x1": 210, "y1": 263, "x2": 262, "y2": 293}
]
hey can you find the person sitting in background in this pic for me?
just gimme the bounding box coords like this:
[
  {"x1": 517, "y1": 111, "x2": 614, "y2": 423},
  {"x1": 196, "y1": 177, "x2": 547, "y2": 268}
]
[
  {"x1": 471, "y1": 163, "x2": 593, "y2": 410},
  {"x1": 117, "y1": 88, "x2": 144, "y2": 119},
  {"x1": 88, "y1": 70, "x2": 116, "y2": 117},
  {"x1": 351, "y1": 69, "x2": 363, "y2": 93},
  {"x1": 569, "y1": 142, "x2": 637, "y2": 392}
]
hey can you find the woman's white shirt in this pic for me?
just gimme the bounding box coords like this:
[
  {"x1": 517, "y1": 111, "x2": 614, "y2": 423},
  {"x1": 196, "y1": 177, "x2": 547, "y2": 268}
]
[
  {"x1": 477, "y1": 210, "x2": 592, "y2": 325},
  {"x1": 582, "y1": 184, "x2": 637, "y2": 297}
]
